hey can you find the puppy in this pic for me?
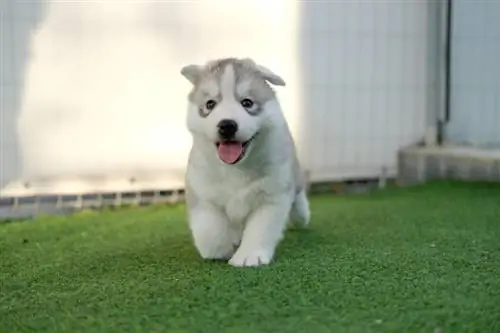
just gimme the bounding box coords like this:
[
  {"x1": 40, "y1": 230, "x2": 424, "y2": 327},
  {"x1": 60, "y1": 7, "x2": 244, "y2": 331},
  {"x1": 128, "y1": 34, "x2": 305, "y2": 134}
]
[{"x1": 180, "y1": 57, "x2": 310, "y2": 267}]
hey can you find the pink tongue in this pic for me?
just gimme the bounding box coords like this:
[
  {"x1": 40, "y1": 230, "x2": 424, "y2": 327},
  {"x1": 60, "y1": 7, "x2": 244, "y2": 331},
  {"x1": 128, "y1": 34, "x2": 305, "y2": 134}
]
[{"x1": 217, "y1": 142, "x2": 244, "y2": 164}]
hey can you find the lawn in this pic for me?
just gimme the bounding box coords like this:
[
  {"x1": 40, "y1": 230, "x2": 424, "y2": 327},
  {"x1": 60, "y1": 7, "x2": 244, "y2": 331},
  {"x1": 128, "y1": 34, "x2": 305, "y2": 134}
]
[{"x1": 1, "y1": 181, "x2": 499, "y2": 333}]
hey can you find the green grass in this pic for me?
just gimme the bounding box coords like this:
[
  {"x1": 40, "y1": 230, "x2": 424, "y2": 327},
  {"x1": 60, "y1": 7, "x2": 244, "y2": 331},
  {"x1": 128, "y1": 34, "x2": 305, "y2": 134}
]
[{"x1": 1, "y1": 181, "x2": 500, "y2": 333}]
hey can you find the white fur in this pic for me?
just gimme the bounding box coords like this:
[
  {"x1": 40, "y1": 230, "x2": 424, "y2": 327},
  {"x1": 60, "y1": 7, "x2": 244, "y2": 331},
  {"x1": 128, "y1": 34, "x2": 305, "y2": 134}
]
[{"x1": 182, "y1": 58, "x2": 310, "y2": 267}]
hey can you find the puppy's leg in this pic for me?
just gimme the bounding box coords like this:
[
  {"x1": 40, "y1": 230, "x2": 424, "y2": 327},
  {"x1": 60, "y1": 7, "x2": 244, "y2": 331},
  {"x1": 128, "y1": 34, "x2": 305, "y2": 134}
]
[
  {"x1": 188, "y1": 203, "x2": 238, "y2": 260},
  {"x1": 290, "y1": 190, "x2": 311, "y2": 228},
  {"x1": 229, "y1": 195, "x2": 292, "y2": 267}
]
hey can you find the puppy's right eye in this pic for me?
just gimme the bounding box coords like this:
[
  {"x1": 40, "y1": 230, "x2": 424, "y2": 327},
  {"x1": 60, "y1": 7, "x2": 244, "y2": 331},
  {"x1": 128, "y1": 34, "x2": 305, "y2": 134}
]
[{"x1": 205, "y1": 100, "x2": 217, "y2": 110}]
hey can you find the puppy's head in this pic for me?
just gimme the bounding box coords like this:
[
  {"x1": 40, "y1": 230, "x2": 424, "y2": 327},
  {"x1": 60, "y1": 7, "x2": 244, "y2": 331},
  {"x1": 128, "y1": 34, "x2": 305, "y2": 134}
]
[{"x1": 181, "y1": 57, "x2": 285, "y2": 165}]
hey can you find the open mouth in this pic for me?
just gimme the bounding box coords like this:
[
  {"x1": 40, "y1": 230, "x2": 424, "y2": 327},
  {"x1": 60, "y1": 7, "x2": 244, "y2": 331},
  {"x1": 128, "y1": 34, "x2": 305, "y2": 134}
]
[{"x1": 215, "y1": 133, "x2": 258, "y2": 165}]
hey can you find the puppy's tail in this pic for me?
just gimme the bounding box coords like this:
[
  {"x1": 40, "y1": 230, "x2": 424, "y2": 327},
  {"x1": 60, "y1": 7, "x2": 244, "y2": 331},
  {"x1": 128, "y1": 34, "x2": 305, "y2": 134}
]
[{"x1": 290, "y1": 190, "x2": 310, "y2": 228}]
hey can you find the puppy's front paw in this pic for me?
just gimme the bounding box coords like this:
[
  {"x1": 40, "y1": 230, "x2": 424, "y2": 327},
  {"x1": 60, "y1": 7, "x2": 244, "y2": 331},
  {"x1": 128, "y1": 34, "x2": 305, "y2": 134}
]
[
  {"x1": 228, "y1": 247, "x2": 273, "y2": 267},
  {"x1": 194, "y1": 226, "x2": 238, "y2": 261}
]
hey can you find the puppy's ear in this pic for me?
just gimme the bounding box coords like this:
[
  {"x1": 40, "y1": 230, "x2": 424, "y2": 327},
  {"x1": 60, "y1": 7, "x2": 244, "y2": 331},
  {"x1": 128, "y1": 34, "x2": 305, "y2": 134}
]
[
  {"x1": 241, "y1": 58, "x2": 286, "y2": 87},
  {"x1": 255, "y1": 64, "x2": 286, "y2": 86},
  {"x1": 180, "y1": 64, "x2": 204, "y2": 85}
]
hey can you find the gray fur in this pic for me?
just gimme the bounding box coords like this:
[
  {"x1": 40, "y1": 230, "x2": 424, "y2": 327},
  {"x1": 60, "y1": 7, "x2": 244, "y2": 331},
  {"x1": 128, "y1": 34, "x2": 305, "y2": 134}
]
[{"x1": 182, "y1": 58, "x2": 283, "y2": 117}]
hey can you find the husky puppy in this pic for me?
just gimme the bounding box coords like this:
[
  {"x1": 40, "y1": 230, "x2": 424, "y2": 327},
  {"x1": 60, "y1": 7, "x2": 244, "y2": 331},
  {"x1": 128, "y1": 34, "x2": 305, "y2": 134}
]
[{"x1": 180, "y1": 57, "x2": 310, "y2": 267}]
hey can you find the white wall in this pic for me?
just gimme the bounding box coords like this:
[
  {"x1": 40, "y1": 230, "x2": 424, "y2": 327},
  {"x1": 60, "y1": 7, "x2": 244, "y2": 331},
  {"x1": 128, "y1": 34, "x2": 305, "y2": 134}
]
[{"x1": 0, "y1": 0, "x2": 430, "y2": 196}]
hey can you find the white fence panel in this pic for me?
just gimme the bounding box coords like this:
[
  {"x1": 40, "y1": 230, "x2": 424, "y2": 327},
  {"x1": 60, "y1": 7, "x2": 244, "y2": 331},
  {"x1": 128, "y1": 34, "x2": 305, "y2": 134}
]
[
  {"x1": 446, "y1": 0, "x2": 500, "y2": 147},
  {"x1": 298, "y1": 1, "x2": 429, "y2": 181},
  {"x1": 0, "y1": 0, "x2": 430, "y2": 197}
]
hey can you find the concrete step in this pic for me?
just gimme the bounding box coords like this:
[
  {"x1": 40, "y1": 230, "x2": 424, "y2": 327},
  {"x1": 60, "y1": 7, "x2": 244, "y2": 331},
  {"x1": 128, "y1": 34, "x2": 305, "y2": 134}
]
[{"x1": 398, "y1": 145, "x2": 500, "y2": 186}]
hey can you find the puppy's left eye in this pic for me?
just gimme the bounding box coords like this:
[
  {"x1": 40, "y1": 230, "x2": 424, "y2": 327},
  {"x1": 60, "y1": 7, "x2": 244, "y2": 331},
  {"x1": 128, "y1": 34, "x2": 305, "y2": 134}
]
[{"x1": 241, "y1": 99, "x2": 254, "y2": 109}]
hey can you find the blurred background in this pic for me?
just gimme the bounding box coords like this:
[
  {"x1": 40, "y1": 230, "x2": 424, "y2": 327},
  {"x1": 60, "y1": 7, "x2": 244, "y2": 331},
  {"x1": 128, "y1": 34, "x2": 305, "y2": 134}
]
[{"x1": 1, "y1": 0, "x2": 499, "y2": 215}]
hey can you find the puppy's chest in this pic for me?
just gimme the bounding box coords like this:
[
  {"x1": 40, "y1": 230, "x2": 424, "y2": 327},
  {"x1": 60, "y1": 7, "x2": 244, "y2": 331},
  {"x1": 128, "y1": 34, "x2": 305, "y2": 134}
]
[
  {"x1": 203, "y1": 170, "x2": 263, "y2": 221},
  {"x1": 209, "y1": 170, "x2": 258, "y2": 203}
]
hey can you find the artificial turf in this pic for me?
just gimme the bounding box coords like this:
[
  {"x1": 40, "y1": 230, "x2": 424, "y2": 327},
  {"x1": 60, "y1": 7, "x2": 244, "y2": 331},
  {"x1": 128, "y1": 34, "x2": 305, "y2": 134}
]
[{"x1": 1, "y1": 181, "x2": 499, "y2": 333}]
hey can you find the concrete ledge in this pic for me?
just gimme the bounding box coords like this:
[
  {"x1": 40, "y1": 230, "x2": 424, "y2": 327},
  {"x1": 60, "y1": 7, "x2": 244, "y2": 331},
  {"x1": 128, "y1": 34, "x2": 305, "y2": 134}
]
[{"x1": 398, "y1": 145, "x2": 500, "y2": 186}]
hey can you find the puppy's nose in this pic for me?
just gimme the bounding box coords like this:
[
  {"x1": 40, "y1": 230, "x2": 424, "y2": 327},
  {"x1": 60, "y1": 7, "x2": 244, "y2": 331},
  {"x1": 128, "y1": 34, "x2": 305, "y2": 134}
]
[{"x1": 217, "y1": 119, "x2": 238, "y2": 140}]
